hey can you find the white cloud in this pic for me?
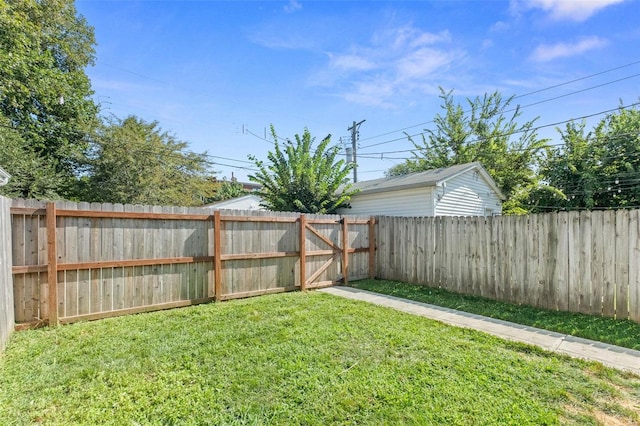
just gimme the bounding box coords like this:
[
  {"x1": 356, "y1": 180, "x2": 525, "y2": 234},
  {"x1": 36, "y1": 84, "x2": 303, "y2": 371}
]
[
  {"x1": 395, "y1": 48, "x2": 456, "y2": 81},
  {"x1": 328, "y1": 53, "x2": 376, "y2": 71},
  {"x1": 249, "y1": 32, "x2": 315, "y2": 50},
  {"x1": 530, "y1": 36, "x2": 608, "y2": 62},
  {"x1": 513, "y1": 0, "x2": 627, "y2": 21},
  {"x1": 489, "y1": 21, "x2": 510, "y2": 32},
  {"x1": 316, "y1": 26, "x2": 461, "y2": 107},
  {"x1": 284, "y1": 0, "x2": 302, "y2": 14},
  {"x1": 481, "y1": 39, "x2": 494, "y2": 50},
  {"x1": 343, "y1": 79, "x2": 397, "y2": 109},
  {"x1": 390, "y1": 27, "x2": 451, "y2": 49}
]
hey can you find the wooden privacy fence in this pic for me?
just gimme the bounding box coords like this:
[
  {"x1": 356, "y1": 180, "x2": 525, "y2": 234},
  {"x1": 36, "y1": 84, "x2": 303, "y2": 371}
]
[
  {"x1": 377, "y1": 211, "x2": 640, "y2": 322},
  {"x1": 11, "y1": 199, "x2": 374, "y2": 327},
  {"x1": 0, "y1": 195, "x2": 14, "y2": 352}
]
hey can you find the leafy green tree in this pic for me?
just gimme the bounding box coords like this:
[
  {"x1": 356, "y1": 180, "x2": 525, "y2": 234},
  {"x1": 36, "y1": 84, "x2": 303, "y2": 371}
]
[
  {"x1": 207, "y1": 180, "x2": 249, "y2": 203},
  {"x1": 0, "y1": 0, "x2": 98, "y2": 186},
  {"x1": 388, "y1": 88, "x2": 548, "y2": 214},
  {"x1": 249, "y1": 125, "x2": 356, "y2": 213},
  {"x1": 534, "y1": 105, "x2": 640, "y2": 211},
  {"x1": 0, "y1": 117, "x2": 64, "y2": 199},
  {"x1": 82, "y1": 116, "x2": 216, "y2": 206}
]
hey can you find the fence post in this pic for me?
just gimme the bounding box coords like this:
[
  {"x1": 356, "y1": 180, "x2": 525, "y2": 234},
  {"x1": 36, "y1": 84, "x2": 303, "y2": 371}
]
[
  {"x1": 214, "y1": 210, "x2": 222, "y2": 302},
  {"x1": 368, "y1": 217, "x2": 376, "y2": 279},
  {"x1": 342, "y1": 218, "x2": 349, "y2": 286},
  {"x1": 299, "y1": 215, "x2": 306, "y2": 291},
  {"x1": 46, "y1": 202, "x2": 59, "y2": 326}
]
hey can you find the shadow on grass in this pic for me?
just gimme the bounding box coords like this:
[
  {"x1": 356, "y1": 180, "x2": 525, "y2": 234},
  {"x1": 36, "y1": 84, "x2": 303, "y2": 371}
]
[{"x1": 348, "y1": 279, "x2": 640, "y2": 351}]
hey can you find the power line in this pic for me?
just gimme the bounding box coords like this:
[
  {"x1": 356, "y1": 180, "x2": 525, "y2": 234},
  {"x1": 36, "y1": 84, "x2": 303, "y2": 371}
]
[
  {"x1": 357, "y1": 102, "x2": 640, "y2": 154},
  {"x1": 357, "y1": 130, "x2": 640, "y2": 159},
  {"x1": 357, "y1": 60, "x2": 640, "y2": 145},
  {"x1": 515, "y1": 73, "x2": 640, "y2": 111},
  {"x1": 512, "y1": 59, "x2": 640, "y2": 100}
]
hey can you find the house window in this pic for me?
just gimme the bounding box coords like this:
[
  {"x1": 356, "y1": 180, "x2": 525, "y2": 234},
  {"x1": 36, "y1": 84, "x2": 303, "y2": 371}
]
[{"x1": 484, "y1": 208, "x2": 494, "y2": 217}]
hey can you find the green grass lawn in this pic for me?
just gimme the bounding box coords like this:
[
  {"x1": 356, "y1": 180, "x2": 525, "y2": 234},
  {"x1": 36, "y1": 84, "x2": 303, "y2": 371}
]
[
  {"x1": 1, "y1": 291, "x2": 638, "y2": 425},
  {"x1": 349, "y1": 279, "x2": 640, "y2": 351}
]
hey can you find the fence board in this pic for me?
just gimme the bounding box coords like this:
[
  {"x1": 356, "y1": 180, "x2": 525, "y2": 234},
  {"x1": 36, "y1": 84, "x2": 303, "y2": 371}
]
[
  {"x1": 112, "y1": 203, "x2": 125, "y2": 311},
  {"x1": 511, "y1": 216, "x2": 523, "y2": 303},
  {"x1": 451, "y1": 217, "x2": 467, "y2": 292},
  {"x1": 491, "y1": 215, "x2": 502, "y2": 300},
  {"x1": 526, "y1": 214, "x2": 541, "y2": 308},
  {"x1": 578, "y1": 211, "x2": 592, "y2": 314},
  {"x1": 481, "y1": 217, "x2": 490, "y2": 297},
  {"x1": 472, "y1": 217, "x2": 481, "y2": 296},
  {"x1": 556, "y1": 212, "x2": 569, "y2": 312},
  {"x1": 134, "y1": 204, "x2": 148, "y2": 307},
  {"x1": 505, "y1": 215, "x2": 516, "y2": 303},
  {"x1": 11, "y1": 209, "x2": 25, "y2": 323},
  {"x1": 525, "y1": 215, "x2": 537, "y2": 307},
  {"x1": 434, "y1": 217, "x2": 444, "y2": 285},
  {"x1": 0, "y1": 196, "x2": 14, "y2": 352},
  {"x1": 426, "y1": 217, "x2": 435, "y2": 284},
  {"x1": 567, "y1": 212, "x2": 580, "y2": 312},
  {"x1": 615, "y1": 210, "x2": 629, "y2": 319},
  {"x1": 630, "y1": 210, "x2": 640, "y2": 322},
  {"x1": 602, "y1": 211, "x2": 616, "y2": 317},
  {"x1": 98, "y1": 203, "x2": 111, "y2": 312}
]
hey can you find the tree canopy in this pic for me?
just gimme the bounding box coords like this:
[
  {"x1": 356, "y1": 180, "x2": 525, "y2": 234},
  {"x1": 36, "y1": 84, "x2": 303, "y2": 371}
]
[
  {"x1": 249, "y1": 126, "x2": 356, "y2": 214},
  {"x1": 0, "y1": 0, "x2": 219, "y2": 206},
  {"x1": 0, "y1": 0, "x2": 98, "y2": 182},
  {"x1": 387, "y1": 88, "x2": 548, "y2": 214},
  {"x1": 0, "y1": 117, "x2": 63, "y2": 199},
  {"x1": 206, "y1": 180, "x2": 249, "y2": 203},
  {"x1": 531, "y1": 105, "x2": 640, "y2": 212},
  {"x1": 80, "y1": 116, "x2": 216, "y2": 206}
]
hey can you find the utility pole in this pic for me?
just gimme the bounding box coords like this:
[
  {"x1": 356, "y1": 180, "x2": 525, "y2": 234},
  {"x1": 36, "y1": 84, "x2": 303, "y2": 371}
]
[{"x1": 348, "y1": 119, "x2": 365, "y2": 182}]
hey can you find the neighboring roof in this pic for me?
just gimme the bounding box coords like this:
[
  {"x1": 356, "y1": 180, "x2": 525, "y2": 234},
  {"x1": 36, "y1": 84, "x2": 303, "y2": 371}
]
[
  {"x1": 0, "y1": 166, "x2": 10, "y2": 186},
  {"x1": 202, "y1": 194, "x2": 265, "y2": 210},
  {"x1": 348, "y1": 162, "x2": 506, "y2": 200},
  {"x1": 238, "y1": 181, "x2": 261, "y2": 191}
]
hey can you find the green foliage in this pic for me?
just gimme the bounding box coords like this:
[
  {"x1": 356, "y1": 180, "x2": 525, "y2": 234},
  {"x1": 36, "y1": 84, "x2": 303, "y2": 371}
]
[
  {"x1": 249, "y1": 125, "x2": 356, "y2": 213},
  {"x1": 387, "y1": 88, "x2": 548, "y2": 214},
  {"x1": 208, "y1": 180, "x2": 249, "y2": 202},
  {"x1": 0, "y1": 117, "x2": 65, "y2": 199},
  {"x1": 534, "y1": 105, "x2": 640, "y2": 212},
  {"x1": 2, "y1": 292, "x2": 637, "y2": 424},
  {"x1": 81, "y1": 116, "x2": 216, "y2": 206},
  {"x1": 0, "y1": 0, "x2": 98, "y2": 182}
]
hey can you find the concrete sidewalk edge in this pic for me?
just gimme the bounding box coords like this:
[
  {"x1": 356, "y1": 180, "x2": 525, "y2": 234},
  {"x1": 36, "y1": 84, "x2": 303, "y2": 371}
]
[{"x1": 318, "y1": 286, "x2": 640, "y2": 376}]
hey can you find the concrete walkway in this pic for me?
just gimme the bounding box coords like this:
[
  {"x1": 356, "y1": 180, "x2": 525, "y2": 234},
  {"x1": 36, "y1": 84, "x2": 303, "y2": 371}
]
[{"x1": 319, "y1": 286, "x2": 640, "y2": 375}]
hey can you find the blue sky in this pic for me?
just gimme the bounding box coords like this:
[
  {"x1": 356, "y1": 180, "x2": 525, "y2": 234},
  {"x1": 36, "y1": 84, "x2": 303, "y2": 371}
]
[{"x1": 76, "y1": 0, "x2": 640, "y2": 182}]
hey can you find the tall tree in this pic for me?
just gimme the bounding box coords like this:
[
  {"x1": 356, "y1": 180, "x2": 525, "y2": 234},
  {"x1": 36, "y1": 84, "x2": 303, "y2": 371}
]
[
  {"x1": 0, "y1": 0, "x2": 98, "y2": 185},
  {"x1": 82, "y1": 116, "x2": 216, "y2": 206},
  {"x1": 0, "y1": 117, "x2": 64, "y2": 199},
  {"x1": 388, "y1": 88, "x2": 547, "y2": 214},
  {"x1": 249, "y1": 125, "x2": 356, "y2": 214},
  {"x1": 534, "y1": 105, "x2": 640, "y2": 211}
]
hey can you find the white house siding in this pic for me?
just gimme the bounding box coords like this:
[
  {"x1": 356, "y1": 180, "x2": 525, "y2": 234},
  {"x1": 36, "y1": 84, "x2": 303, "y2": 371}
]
[
  {"x1": 434, "y1": 170, "x2": 502, "y2": 216},
  {"x1": 338, "y1": 187, "x2": 433, "y2": 217}
]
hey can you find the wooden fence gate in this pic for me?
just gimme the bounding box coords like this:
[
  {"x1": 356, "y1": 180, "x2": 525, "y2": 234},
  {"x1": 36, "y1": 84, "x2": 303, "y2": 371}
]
[{"x1": 299, "y1": 216, "x2": 374, "y2": 289}]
